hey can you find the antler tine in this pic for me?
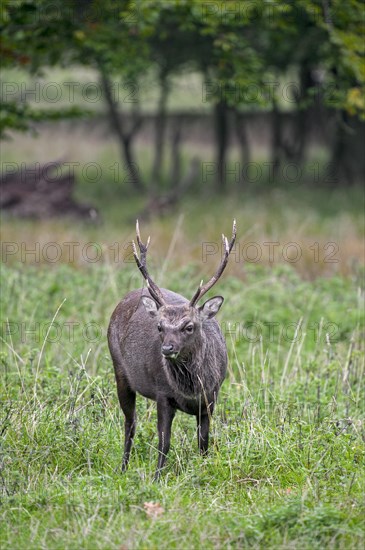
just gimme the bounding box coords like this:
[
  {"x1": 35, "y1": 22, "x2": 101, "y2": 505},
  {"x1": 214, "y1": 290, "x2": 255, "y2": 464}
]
[
  {"x1": 189, "y1": 219, "x2": 237, "y2": 307},
  {"x1": 133, "y1": 220, "x2": 165, "y2": 306},
  {"x1": 136, "y1": 220, "x2": 150, "y2": 250},
  {"x1": 229, "y1": 219, "x2": 237, "y2": 251}
]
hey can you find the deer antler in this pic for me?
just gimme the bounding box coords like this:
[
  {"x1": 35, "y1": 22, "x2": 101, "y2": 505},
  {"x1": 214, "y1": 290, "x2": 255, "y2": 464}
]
[
  {"x1": 190, "y1": 219, "x2": 237, "y2": 307},
  {"x1": 132, "y1": 220, "x2": 166, "y2": 307}
]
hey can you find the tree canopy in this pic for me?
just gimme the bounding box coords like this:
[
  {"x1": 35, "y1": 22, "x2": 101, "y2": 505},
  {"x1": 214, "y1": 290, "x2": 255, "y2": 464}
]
[{"x1": 1, "y1": 0, "x2": 364, "y2": 186}]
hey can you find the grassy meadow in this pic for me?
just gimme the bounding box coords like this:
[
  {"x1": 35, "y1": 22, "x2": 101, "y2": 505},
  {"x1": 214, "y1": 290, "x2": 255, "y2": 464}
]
[{"x1": 1, "y1": 125, "x2": 365, "y2": 549}]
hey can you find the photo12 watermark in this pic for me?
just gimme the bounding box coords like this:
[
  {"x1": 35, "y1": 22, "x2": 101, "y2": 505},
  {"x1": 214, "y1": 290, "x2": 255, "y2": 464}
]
[
  {"x1": 200, "y1": 2, "x2": 324, "y2": 24},
  {"x1": 2, "y1": 319, "x2": 340, "y2": 346},
  {"x1": 201, "y1": 161, "x2": 338, "y2": 185},
  {"x1": 202, "y1": 80, "x2": 336, "y2": 106},
  {"x1": 1, "y1": 161, "x2": 140, "y2": 186},
  {"x1": 1, "y1": 80, "x2": 139, "y2": 104},
  {"x1": 1, "y1": 160, "x2": 338, "y2": 188},
  {"x1": 202, "y1": 240, "x2": 339, "y2": 264},
  {"x1": 1, "y1": 239, "x2": 339, "y2": 266},
  {"x1": 1, "y1": 240, "x2": 137, "y2": 264}
]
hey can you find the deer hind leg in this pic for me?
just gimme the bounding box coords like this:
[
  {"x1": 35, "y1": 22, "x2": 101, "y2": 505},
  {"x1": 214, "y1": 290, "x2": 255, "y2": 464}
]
[{"x1": 116, "y1": 374, "x2": 136, "y2": 472}]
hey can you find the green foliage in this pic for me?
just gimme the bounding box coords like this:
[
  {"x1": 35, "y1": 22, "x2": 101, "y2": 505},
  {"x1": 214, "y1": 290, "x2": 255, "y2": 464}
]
[
  {"x1": 0, "y1": 0, "x2": 148, "y2": 135},
  {"x1": 1, "y1": 0, "x2": 364, "y2": 137},
  {"x1": 0, "y1": 101, "x2": 91, "y2": 139}
]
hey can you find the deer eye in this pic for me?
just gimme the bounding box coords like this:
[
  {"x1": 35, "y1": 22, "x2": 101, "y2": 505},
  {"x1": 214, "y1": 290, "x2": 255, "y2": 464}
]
[
  {"x1": 157, "y1": 323, "x2": 162, "y2": 332},
  {"x1": 184, "y1": 324, "x2": 194, "y2": 333}
]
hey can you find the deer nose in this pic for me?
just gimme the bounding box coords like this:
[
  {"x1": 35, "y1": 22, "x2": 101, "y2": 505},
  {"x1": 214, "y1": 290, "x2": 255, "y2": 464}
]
[{"x1": 162, "y1": 344, "x2": 174, "y2": 356}]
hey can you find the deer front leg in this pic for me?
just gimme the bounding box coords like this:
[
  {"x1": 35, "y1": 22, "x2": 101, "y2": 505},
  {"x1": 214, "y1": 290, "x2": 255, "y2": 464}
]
[
  {"x1": 155, "y1": 399, "x2": 176, "y2": 480},
  {"x1": 197, "y1": 412, "x2": 210, "y2": 455}
]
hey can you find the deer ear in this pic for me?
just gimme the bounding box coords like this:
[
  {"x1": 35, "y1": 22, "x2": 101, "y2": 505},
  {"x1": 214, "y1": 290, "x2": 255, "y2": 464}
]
[
  {"x1": 198, "y1": 296, "x2": 224, "y2": 320},
  {"x1": 141, "y1": 296, "x2": 159, "y2": 316}
]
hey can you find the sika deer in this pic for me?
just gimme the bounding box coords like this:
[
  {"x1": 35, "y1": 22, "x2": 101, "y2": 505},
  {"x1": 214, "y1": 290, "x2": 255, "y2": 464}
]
[{"x1": 108, "y1": 220, "x2": 236, "y2": 479}]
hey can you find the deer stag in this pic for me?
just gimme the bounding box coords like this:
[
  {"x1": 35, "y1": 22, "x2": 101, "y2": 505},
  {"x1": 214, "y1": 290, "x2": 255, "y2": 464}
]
[{"x1": 108, "y1": 220, "x2": 236, "y2": 479}]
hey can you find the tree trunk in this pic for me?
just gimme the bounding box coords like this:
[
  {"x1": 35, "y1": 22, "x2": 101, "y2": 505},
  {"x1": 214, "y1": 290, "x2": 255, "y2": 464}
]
[
  {"x1": 99, "y1": 67, "x2": 144, "y2": 192},
  {"x1": 294, "y1": 64, "x2": 312, "y2": 164},
  {"x1": 329, "y1": 112, "x2": 365, "y2": 186},
  {"x1": 271, "y1": 99, "x2": 283, "y2": 180},
  {"x1": 234, "y1": 109, "x2": 250, "y2": 186},
  {"x1": 170, "y1": 119, "x2": 182, "y2": 188},
  {"x1": 282, "y1": 64, "x2": 314, "y2": 166},
  {"x1": 152, "y1": 73, "x2": 169, "y2": 191},
  {"x1": 214, "y1": 99, "x2": 229, "y2": 191}
]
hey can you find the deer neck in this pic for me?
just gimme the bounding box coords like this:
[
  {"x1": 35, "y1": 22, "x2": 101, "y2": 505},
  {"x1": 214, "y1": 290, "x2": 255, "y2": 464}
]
[{"x1": 162, "y1": 337, "x2": 207, "y2": 398}]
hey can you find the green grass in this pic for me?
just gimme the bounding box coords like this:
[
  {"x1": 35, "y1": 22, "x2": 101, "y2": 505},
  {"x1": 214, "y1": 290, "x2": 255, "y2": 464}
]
[{"x1": 0, "y1": 254, "x2": 364, "y2": 549}]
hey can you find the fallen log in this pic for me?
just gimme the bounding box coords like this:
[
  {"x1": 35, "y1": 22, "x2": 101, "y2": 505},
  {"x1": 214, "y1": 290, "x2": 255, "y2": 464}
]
[{"x1": 0, "y1": 161, "x2": 98, "y2": 220}]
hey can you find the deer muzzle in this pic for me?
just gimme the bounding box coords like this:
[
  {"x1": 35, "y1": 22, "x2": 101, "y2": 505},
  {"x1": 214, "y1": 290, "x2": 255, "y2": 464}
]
[{"x1": 161, "y1": 344, "x2": 179, "y2": 359}]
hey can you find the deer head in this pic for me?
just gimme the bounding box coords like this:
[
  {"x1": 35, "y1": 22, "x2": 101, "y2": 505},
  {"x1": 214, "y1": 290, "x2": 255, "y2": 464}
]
[{"x1": 132, "y1": 220, "x2": 236, "y2": 360}]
